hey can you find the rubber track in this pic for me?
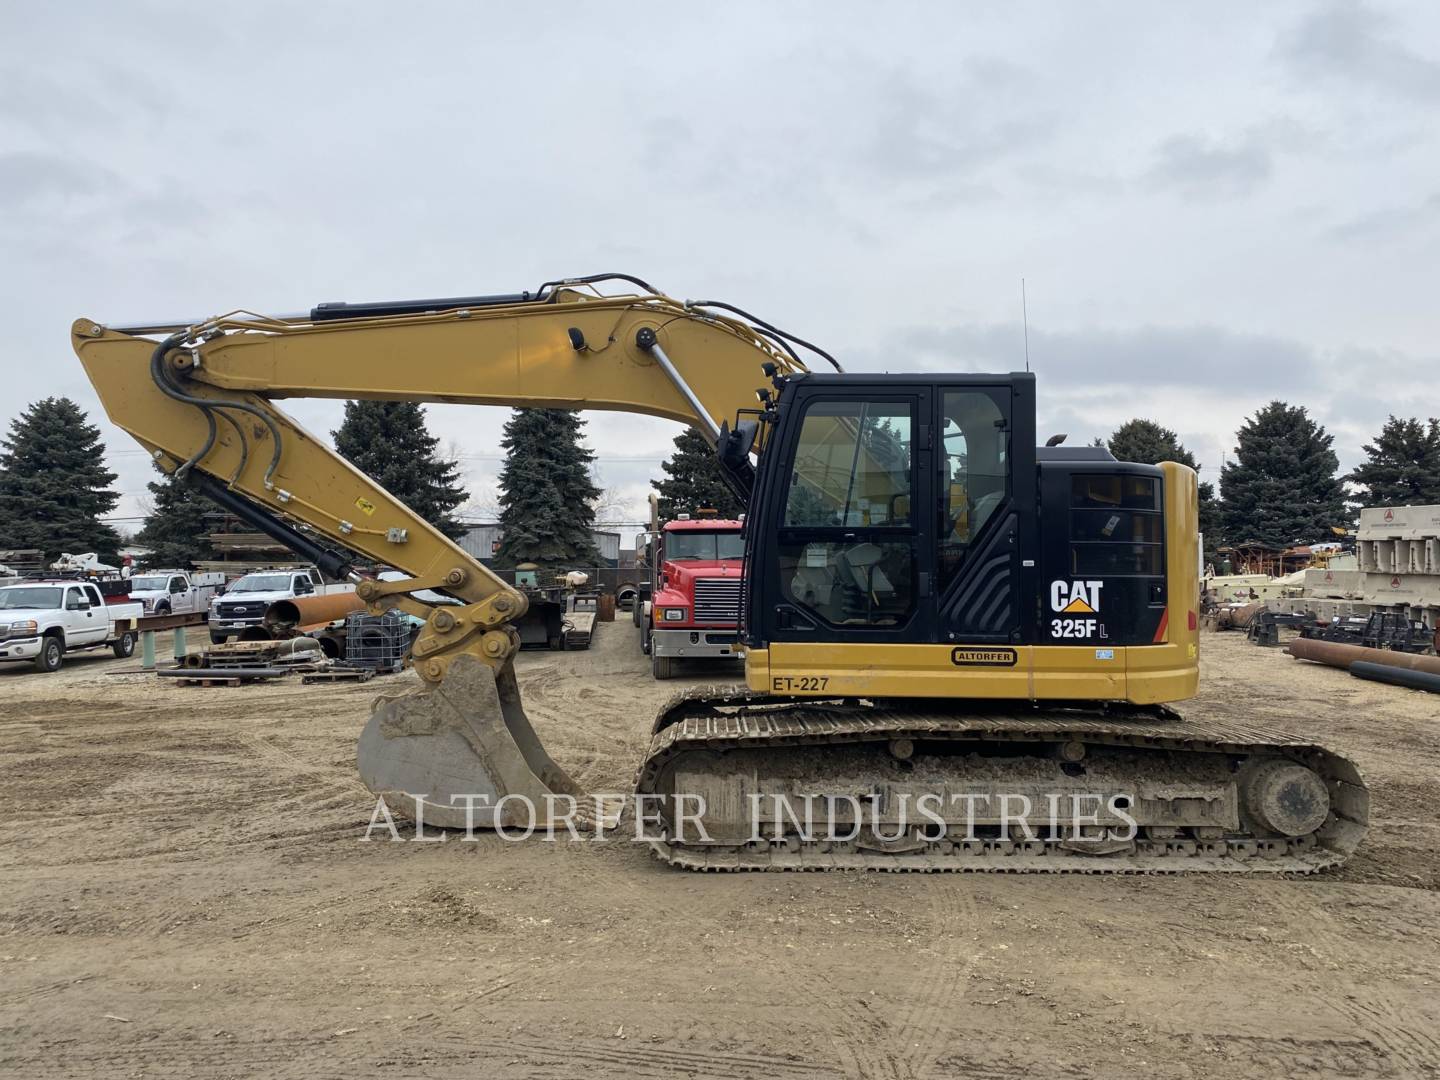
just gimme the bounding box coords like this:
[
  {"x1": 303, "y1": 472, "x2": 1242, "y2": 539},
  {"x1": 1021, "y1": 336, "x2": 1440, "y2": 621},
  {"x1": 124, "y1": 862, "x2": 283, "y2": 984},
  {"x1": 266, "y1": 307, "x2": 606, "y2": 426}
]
[{"x1": 634, "y1": 687, "x2": 1369, "y2": 874}]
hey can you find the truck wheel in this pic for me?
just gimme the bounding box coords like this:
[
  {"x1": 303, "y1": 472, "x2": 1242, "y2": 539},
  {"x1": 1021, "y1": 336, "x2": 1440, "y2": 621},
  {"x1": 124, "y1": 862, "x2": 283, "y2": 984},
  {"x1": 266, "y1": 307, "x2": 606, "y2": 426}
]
[
  {"x1": 652, "y1": 653, "x2": 674, "y2": 680},
  {"x1": 111, "y1": 631, "x2": 136, "y2": 659},
  {"x1": 641, "y1": 627, "x2": 651, "y2": 655},
  {"x1": 632, "y1": 601, "x2": 642, "y2": 628},
  {"x1": 155, "y1": 602, "x2": 171, "y2": 616},
  {"x1": 34, "y1": 635, "x2": 63, "y2": 673},
  {"x1": 209, "y1": 631, "x2": 229, "y2": 646}
]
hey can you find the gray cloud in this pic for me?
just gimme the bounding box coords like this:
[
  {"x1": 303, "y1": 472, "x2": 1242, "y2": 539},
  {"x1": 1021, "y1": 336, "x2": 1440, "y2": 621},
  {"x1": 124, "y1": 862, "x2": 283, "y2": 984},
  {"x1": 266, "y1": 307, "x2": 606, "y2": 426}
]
[
  {"x1": 868, "y1": 322, "x2": 1320, "y2": 396},
  {"x1": 866, "y1": 61, "x2": 1057, "y2": 179},
  {"x1": 1280, "y1": 1, "x2": 1440, "y2": 102},
  {"x1": 1325, "y1": 190, "x2": 1440, "y2": 241},
  {"x1": 1146, "y1": 134, "x2": 1273, "y2": 201},
  {"x1": 0, "y1": 151, "x2": 117, "y2": 207}
]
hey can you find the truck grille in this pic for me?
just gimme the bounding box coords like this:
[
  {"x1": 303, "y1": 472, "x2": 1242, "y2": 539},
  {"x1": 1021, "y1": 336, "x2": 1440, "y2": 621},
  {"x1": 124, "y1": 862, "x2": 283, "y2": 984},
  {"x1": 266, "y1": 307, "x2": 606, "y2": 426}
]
[
  {"x1": 216, "y1": 601, "x2": 263, "y2": 619},
  {"x1": 693, "y1": 577, "x2": 741, "y2": 624}
]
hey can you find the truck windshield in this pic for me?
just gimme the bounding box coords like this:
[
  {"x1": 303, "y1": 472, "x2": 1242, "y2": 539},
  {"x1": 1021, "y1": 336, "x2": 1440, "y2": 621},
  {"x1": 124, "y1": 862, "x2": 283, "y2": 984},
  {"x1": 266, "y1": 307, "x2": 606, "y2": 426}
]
[
  {"x1": 128, "y1": 575, "x2": 168, "y2": 591},
  {"x1": 229, "y1": 574, "x2": 294, "y2": 593},
  {"x1": 0, "y1": 587, "x2": 63, "y2": 609},
  {"x1": 665, "y1": 532, "x2": 745, "y2": 561}
]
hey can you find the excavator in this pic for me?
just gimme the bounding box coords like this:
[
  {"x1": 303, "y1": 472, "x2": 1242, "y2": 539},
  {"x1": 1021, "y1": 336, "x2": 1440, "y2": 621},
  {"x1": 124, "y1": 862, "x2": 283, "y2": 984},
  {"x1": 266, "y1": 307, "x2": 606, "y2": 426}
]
[{"x1": 72, "y1": 275, "x2": 1368, "y2": 872}]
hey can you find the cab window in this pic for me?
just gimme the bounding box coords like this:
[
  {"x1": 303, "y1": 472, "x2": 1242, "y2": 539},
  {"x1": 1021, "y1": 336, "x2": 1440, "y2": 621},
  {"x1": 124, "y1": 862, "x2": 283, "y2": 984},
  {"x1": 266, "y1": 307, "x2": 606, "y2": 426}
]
[
  {"x1": 65, "y1": 588, "x2": 88, "y2": 611},
  {"x1": 939, "y1": 391, "x2": 1008, "y2": 589},
  {"x1": 778, "y1": 398, "x2": 915, "y2": 627}
]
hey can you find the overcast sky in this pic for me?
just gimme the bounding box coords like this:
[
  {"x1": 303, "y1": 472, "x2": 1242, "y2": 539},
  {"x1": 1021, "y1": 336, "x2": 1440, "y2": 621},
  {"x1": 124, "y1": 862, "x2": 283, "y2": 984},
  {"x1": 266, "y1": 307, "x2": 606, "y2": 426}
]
[{"x1": 3, "y1": 1, "x2": 1438, "y2": 541}]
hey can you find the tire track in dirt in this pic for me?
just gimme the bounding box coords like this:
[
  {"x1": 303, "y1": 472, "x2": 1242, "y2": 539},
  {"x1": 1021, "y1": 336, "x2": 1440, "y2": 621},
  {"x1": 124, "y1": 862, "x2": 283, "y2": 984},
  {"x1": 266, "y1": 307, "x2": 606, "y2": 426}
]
[
  {"x1": 896, "y1": 877, "x2": 981, "y2": 1078},
  {"x1": 1246, "y1": 882, "x2": 1440, "y2": 1076}
]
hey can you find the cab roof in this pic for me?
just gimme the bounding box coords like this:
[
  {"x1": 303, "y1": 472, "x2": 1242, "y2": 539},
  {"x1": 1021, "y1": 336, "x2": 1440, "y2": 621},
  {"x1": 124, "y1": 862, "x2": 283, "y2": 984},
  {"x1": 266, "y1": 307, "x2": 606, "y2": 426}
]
[{"x1": 662, "y1": 519, "x2": 743, "y2": 532}]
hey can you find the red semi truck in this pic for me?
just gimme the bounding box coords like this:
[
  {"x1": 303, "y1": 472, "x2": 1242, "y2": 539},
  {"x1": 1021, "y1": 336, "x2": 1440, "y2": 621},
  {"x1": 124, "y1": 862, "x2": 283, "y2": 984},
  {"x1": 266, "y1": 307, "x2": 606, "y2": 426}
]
[{"x1": 640, "y1": 516, "x2": 744, "y2": 679}]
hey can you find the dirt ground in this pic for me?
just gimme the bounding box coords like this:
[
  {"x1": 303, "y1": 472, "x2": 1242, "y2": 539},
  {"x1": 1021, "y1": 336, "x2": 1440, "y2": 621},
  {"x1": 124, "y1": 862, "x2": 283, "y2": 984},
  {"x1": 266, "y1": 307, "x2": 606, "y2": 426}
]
[{"x1": 2, "y1": 623, "x2": 1439, "y2": 1080}]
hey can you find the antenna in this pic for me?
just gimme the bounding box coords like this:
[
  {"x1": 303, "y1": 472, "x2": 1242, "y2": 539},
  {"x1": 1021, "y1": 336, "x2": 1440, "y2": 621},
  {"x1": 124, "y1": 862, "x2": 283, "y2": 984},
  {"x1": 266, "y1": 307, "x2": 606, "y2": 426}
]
[{"x1": 1021, "y1": 278, "x2": 1031, "y2": 373}]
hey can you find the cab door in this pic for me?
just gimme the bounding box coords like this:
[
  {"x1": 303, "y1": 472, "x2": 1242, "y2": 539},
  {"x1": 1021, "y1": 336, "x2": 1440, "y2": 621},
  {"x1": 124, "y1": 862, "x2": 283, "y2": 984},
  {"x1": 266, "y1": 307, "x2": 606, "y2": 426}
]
[
  {"x1": 761, "y1": 385, "x2": 935, "y2": 644},
  {"x1": 64, "y1": 586, "x2": 104, "y2": 644},
  {"x1": 168, "y1": 575, "x2": 191, "y2": 613},
  {"x1": 932, "y1": 384, "x2": 1033, "y2": 645}
]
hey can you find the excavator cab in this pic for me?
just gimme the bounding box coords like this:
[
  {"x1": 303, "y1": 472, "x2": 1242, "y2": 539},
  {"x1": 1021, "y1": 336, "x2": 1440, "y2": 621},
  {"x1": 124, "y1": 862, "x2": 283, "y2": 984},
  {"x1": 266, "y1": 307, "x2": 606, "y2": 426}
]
[{"x1": 735, "y1": 372, "x2": 1195, "y2": 704}]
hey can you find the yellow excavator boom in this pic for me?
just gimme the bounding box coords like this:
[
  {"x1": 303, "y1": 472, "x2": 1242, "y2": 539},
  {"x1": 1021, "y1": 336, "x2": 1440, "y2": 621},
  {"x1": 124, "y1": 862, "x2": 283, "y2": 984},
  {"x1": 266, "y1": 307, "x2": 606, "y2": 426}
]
[{"x1": 72, "y1": 284, "x2": 803, "y2": 826}]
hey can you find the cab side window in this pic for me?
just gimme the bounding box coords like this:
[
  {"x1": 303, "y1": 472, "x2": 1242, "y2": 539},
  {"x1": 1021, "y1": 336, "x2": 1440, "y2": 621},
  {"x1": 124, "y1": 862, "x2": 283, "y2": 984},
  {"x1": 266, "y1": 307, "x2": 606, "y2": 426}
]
[
  {"x1": 939, "y1": 391, "x2": 1008, "y2": 589},
  {"x1": 84, "y1": 586, "x2": 103, "y2": 607},
  {"x1": 65, "y1": 588, "x2": 87, "y2": 611}
]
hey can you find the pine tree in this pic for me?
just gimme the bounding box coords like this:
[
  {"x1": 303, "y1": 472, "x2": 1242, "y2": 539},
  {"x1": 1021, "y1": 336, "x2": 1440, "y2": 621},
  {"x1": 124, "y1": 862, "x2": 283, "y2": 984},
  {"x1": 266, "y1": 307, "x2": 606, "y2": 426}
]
[
  {"x1": 1219, "y1": 401, "x2": 1346, "y2": 545},
  {"x1": 653, "y1": 427, "x2": 744, "y2": 520},
  {"x1": 1104, "y1": 418, "x2": 1221, "y2": 546},
  {"x1": 1106, "y1": 419, "x2": 1197, "y2": 470},
  {"x1": 1346, "y1": 415, "x2": 1440, "y2": 508},
  {"x1": 332, "y1": 401, "x2": 468, "y2": 539},
  {"x1": 0, "y1": 397, "x2": 121, "y2": 563},
  {"x1": 494, "y1": 409, "x2": 602, "y2": 569},
  {"x1": 132, "y1": 469, "x2": 219, "y2": 568}
]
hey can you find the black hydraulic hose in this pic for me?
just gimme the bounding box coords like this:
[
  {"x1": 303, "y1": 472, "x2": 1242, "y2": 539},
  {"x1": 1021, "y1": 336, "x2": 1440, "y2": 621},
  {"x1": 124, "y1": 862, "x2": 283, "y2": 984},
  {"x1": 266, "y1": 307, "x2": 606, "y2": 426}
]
[
  {"x1": 149, "y1": 332, "x2": 216, "y2": 476},
  {"x1": 148, "y1": 332, "x2": 284, "y2": 489},
  {"x1": 686, "y1": 299, "x2": 842, "y2": 371},
  {"x1": 534, "y1": 273, "x2": 660, "y2": 300}
]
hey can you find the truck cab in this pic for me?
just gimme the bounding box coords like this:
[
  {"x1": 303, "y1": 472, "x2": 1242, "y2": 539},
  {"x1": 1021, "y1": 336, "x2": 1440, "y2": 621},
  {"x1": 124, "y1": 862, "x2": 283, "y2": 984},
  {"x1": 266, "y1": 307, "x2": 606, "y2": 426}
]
[
  {"x1": 126, "y1": 569, "x2": 226, "y2": 617},
  {"x1": 642, "y1": 516, "x2": 745, "y2": 679}
]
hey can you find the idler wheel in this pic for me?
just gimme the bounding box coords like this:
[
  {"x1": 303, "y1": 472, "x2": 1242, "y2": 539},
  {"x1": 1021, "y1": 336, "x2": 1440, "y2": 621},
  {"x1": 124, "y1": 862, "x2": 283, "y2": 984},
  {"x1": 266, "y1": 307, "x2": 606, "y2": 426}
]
[{"x1": 1244, "y1": 759, "x2": 1330, "y2": 837}]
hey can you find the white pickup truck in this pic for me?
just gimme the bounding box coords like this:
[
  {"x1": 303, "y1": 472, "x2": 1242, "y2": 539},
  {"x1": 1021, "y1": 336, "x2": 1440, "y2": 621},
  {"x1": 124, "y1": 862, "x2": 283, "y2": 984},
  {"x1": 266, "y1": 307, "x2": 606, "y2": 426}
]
[
  {"x1": 126, "y1": 569, "x2": 226, "y2": 617},
  {"x1": 0, "y1": 580, "x2": 143, "y2": 672},
  {"x1": 207, "y1": 567, "x2": 351, "y2": 644}
]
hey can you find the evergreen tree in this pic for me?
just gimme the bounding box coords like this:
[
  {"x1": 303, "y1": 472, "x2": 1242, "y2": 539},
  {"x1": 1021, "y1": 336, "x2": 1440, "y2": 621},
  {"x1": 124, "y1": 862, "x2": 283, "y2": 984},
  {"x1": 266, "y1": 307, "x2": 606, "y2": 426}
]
[
  {"x1": 1346, "y1": 415, "x2": 1440, "y2": 507},
  {"x1": 1219, "y1": 401, "x2": 1346, "y2": 545},
  {"x1": 1106, "y1": 419, "x2": 1197, "y2": 470},
  {"x1": 494, "y1": 409, "x2": 602, "y2": 569},
  {"x1": 1103, "y1": 418, "x2": 1221, "y2": 546},
  {"x1": 653, "y1": 427, "x2": 744, "y2": 520},
  {"x1": 0, "y1": 397, "x2": 121, "y2": 563},
  {"x1": 132, "y1": 469, "x2": 219, "y2": 568},
  {"x1": 332, "y1": 401, "x2": 468, "y2": 539}
]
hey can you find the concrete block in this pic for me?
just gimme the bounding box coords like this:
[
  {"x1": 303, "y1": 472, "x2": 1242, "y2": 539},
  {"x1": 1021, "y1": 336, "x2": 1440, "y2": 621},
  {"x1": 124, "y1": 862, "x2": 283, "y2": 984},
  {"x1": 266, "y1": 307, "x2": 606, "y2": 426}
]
[{"x1": 1302, "y1": 568, "x2": 1366, "y2": 599}]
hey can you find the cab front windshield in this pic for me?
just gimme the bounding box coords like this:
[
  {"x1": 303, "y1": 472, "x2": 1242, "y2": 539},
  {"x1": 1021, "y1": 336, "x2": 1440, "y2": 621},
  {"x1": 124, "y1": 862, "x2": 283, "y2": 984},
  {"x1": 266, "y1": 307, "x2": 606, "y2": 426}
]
[
  {"x1": 229, "y1": 574, "x2": 295, "y2": 593},
  {"x1": 0, "y1": 587, "x2": 63, "y2": 609},
  {"x1": 127, "y1": 575, "x2": 168, "y2": 592},
  {"x1": 664, "y1": 531, "x2": 744, "y2": 561}
]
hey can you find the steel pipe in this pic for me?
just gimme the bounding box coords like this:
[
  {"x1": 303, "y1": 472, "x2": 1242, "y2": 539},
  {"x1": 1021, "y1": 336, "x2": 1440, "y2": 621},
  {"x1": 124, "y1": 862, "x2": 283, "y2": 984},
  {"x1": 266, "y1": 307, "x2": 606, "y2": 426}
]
[
  {"x1": 1285, "y1": 636, "x2": 1440, "y2": 676},
  {"x1": 1349, "y1": 661, "x2": 1440, "y2": 694},
  {"x1": 157, "y1": 667, "x2": 290, "y2": 678},
  {"x1": 264, "y1": 591, "x2": 366, "y2": 632}
]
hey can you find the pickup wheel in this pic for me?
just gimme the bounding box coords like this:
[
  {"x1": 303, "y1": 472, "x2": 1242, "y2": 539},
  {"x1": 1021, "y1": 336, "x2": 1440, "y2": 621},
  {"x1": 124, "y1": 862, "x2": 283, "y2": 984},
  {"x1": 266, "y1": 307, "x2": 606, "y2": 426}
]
[
  {"x1": 209, "y1": 631, "x2": 230, "y2": 646},
  {"x1": 34, "y1": 634, "x2": 64, "y2": 673},
  {"x1": 154, "y1": 602, "x2": 171, "y2": 616},
  {"x1": 641, "y1": 626, "x2": 651, "y2": 655},
  {"x1": 111, "y1": 631, "x2": 137, "y2": 659},
  {"x1": 651, "y1": 653, "x2": 674, "y2": 680}
]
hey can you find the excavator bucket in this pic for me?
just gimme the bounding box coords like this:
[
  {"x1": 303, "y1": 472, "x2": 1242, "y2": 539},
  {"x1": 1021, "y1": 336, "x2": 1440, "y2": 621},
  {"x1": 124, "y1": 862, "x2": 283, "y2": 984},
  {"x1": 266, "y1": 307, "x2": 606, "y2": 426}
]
[{"x1": 357, "y1": 655, "x2": 584, "y2": 829}]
